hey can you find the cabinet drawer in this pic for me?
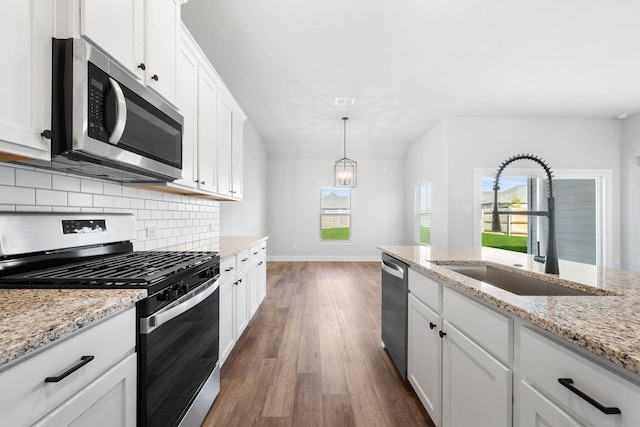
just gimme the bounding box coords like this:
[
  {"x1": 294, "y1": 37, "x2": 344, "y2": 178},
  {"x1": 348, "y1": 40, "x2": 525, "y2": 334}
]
[
  {"x1": 220, "y1": 256, "x2": 236, "y2": 281},
  {"x1": 442, "y1": 287, "x2": 511, "y2": 364},
  {"x1": 0, "y1": 307, "x2": 135, "y2": 427},
  {"x1": 236, "y1": 249, "x2": 250, "y2": 272},
  {"x1": 520, "y1": 327, "x2": 640, "y2": 427},
  {"x1": 249, "y1": 244, "x2": 262, "y2": 263},
  {"x1": 408, "y1": 268, "x2": 441, "y2": 312}
]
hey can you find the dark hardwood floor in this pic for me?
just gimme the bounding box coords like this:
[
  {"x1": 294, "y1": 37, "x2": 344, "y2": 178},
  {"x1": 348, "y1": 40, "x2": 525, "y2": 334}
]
[{"x1": 202, "y1": 261, "x2": 435, "y2": 427}]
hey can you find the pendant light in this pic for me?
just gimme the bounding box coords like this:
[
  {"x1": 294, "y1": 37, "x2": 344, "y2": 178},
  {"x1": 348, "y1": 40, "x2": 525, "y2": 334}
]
[{"x1": 334, "y1": 117, "x2": 357, "y2": 188}]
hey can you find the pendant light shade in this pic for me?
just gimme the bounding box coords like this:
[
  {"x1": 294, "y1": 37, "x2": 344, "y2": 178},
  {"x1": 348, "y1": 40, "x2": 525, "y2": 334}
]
[{"x1": 334, "y1": 117, "x2": 357, "y2": 188}]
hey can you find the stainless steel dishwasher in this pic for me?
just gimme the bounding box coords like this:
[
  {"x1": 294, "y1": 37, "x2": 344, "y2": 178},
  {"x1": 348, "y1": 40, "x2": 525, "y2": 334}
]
[{"x1": 381, "y1": 253, "x2": 409, "y2": 379}]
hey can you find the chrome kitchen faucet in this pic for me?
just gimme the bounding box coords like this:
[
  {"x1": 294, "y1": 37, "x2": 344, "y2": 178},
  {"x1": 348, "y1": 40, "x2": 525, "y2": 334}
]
[{"x1": 491, "y1": 154, "x2": 559, "y2": 274}]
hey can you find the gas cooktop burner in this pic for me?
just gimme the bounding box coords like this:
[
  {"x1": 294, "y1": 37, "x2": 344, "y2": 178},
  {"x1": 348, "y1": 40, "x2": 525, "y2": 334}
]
[{"x1": 1, "y1": 251, "x2": 217, "y2": 288}]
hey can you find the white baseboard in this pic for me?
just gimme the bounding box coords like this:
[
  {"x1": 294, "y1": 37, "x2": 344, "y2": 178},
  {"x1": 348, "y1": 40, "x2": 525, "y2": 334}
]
[{"x1": 266, "y1": 255, "x2": 380, "y2": 262}]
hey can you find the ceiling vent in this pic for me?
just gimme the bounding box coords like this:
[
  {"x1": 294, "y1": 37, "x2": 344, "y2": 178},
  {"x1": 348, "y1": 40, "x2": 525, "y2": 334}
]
[{"x1": 335, "y1": 98, "x2": 355, "y2": 106}]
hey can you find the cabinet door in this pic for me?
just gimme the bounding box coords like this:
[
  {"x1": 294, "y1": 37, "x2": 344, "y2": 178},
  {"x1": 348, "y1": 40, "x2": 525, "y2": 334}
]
[
  {"x1": 0, "y1": 0, "x2": 53, "y2": 161},
  {"x1": 196, "y1": 71, "x2": 218, "y2": 193},
  {"x1": 217, "y1": 96, "x2": 233, "y2": 198},
  {"x1": 81, "y1": 0, "x2": 144, "y2": 79},
  {"x1": 173, "y1": 32, "x2": 199, "y2": 189},
  {"x1": 145, "y1": 0, "x2": 179, "y2": 103},
  {"x1": 408, "y1": 294, "x2": 442, "y2": 426},
  {"x1": 34, "y1": 354, "x2": 137, "y2": 427},
  {"x1": 258, "y1": 259, "x2": 267, "y2": 303},
  {"x1": 219, "y1": 277, "x2": 235, "y2": 366},
  {"x1": 248, "y1": 263, "x2": 260, "y2": 318},
  {"x1": 234, "y1": 270, "x2": 249, "y2": 339},
  {"x1": 231, "y1": 112, "x2": 244, "y2": 199},
  {"x1": 442, "y1": 321, "x2": 512, "y2": 427},
  {"x1": 518, "y1": 381, "x2": 583, "y2": 427}
]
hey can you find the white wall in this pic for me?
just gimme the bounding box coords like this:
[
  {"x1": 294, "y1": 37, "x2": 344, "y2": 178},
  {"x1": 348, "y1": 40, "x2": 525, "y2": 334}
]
[
  {"x1": 267, "y1": 156, "x2": 405, "y2": 261},
  {"x1": 406, "y1": 117, "x2": 622, "y2": 267},
  {"x1": 621, "y1": 114, "x2": 640, "y2": 271},
  {"x1": 0, "y1": 164, "x2": 219, "y2": 251},
  {"x1": 220, "y1": 121, "x2": 268, "y2": 236}
]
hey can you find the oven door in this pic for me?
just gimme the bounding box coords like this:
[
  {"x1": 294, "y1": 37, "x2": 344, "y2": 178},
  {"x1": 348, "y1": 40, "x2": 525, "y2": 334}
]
[{"x1": 138, "y1": 278, "x2": 220, "y2": 427}]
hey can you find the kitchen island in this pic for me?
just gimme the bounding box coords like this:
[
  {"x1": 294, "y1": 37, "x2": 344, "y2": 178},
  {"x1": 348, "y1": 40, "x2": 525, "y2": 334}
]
[{"x1": 380, "y1": 245, "x2": 640, "y2": 427}]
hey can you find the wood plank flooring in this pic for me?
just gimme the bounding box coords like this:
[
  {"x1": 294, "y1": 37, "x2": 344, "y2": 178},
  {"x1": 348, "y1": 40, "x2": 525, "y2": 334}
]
[{"x1": 202, "y1": 261, "x2": 435, "y2": 427}]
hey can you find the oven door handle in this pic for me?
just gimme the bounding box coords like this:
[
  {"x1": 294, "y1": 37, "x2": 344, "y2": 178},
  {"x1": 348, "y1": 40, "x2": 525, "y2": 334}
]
[{"x1": 140, "y1": 276, "x2": 219, "y2": 335}]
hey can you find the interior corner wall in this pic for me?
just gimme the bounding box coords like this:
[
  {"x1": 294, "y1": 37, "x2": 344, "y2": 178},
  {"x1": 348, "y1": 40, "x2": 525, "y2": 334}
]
[
  {"x1": 266, "y1": 156, "x2": 405, "y2": 261},
  {"x1": 404, "y1": 120, "x2": 449, "y2": 246},
  {"x1": 621, "y1": 114, "x2": 640, "y2": 271},
  {"x1": 220, "y1": 121, "x2": 268, "y2": 236}
]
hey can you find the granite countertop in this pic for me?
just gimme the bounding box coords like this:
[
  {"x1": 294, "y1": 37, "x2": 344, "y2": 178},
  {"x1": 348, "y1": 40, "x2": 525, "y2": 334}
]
[
  {"x1": 379, "y1": 245, "x2": 640, "y2": 377},
  {"x1": 0, "y1": 289, "x2": 146, "y2": 370},
  {"x1": 218, "y1": 236, "x2": 268, "y2": 259}
]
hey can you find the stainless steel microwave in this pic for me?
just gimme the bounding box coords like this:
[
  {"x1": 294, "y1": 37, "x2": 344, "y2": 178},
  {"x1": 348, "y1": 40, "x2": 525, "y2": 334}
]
[{"x1": 23, "y1": 39, "x2": 183, "y2": 183}]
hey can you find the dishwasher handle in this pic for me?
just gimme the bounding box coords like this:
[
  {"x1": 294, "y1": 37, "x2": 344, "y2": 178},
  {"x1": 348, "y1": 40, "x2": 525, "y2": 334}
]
[{"x1": 381, "y1": 259, "x2": 405, "y2": 279}]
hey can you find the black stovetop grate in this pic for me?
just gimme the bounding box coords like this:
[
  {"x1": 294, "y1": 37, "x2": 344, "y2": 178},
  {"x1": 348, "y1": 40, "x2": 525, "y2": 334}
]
[{"x1": 2, "y1": 251, "x2": 217, "y2": 287}]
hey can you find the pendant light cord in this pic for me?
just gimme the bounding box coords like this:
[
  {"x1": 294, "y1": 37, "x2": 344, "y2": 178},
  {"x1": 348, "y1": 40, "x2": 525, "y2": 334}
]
[{"x1": 342, "y1": 117, "x2": 348, "y2": 158}]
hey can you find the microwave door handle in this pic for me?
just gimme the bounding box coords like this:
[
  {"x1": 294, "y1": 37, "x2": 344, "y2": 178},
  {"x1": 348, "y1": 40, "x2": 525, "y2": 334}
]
[{"x1": 107, "y1": 77, "x2": 127, "y2": 144}]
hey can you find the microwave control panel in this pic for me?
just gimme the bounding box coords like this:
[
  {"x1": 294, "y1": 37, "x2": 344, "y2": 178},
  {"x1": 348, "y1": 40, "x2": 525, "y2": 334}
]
[{"x1": 87, "y1": 62, "x2": 109, "y2": 142}]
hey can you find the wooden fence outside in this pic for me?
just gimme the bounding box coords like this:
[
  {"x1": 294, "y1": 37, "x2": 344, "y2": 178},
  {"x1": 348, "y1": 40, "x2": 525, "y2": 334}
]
[{"x1": 482, "y1": 208, "x2": 528, "y2": 236}]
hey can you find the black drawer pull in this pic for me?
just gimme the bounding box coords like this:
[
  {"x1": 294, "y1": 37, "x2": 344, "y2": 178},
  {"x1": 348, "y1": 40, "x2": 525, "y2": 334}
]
[
  {"x1": 225, "y1": 267, "x2": 234, "y2": 272},
  {"x1": 558, "y1": 378, "x2": 621, "y2": 415},
  {"x1": 45, "y1": 355, "x2": 94, "y2": 383},
  {"x1": 439, "y1": 331, "x2": 446, "y2": 338},
  {"x1": 429, "y1": 322, "x2": 437, "y2": 330}
]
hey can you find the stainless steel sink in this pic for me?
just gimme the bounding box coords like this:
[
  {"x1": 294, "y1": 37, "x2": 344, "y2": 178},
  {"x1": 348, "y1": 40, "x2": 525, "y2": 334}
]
[{"x1": 438, "y1": 264, "x2": 600, "y2": 296}]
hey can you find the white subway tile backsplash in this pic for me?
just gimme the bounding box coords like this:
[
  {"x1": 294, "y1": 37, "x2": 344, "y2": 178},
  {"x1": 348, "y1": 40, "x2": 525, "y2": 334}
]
[
  {"x1": 0, "y1": 166, "x2": 14, "y2": 185},
  {"x1": 15, "y1": 169, "x2": 51, "y2": 189},
  {"x1": 0, "y1": 165, "x2": 220, "y2": 251},
  {"x1": 36, "y1": 189, "x2": 67, "y2": 206},
  {"x1": 52, "y1": 175, "x2": 80, "y2": 192},
  {"x1": 17, "y1": 205, "x2": 52, "y2": 212},
  {"x1": 68, "y1": 192, "x2": 93, "y2": 207},
  {"x1": 80, "y1": 179, "x2": 103, "y2": 194},
  {"x1": 103, "y1": 183, "x2": 122, "y2": 196},
  {"x1": 0, "y1": 185, "x2": 35, "y2": 205},
  {"x1": 93, "y1": 194, "x2": 114, "y2": 208}
]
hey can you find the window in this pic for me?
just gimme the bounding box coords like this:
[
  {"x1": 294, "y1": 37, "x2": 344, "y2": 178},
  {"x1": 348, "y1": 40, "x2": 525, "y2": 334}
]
[
  {"x1": 416, "y1": 182, "x2": 431, "y2": 245},
  {"x1": 320, "y1": 188, "x2": 351, "y2": 241}
]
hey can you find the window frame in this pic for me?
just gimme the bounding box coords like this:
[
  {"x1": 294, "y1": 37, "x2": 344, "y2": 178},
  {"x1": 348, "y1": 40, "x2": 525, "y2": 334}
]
[
  {"x1": 415, "y1": 181, "x2": 432, "y2": 246},
  {"x1": 319, "y1": 187, "x2": 352, "y2": 243}
]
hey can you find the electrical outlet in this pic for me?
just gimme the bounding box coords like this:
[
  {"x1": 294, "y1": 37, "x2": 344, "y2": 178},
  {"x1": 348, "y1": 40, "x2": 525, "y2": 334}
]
[{"x1": 146, "y1": 225, "x2": 158, "y2": 238}]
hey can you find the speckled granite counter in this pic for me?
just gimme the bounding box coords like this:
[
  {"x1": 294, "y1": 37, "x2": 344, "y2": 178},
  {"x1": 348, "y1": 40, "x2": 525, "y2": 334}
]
[
  {"x1": 378, "y1": 245, "x2": 640, "y2": 377},
  {"x1": 219, "y1": 236, "x2": 268, "y2": 259},
  {"x1": 0, "y1": 289, "x2": 145, "y2": 369}
]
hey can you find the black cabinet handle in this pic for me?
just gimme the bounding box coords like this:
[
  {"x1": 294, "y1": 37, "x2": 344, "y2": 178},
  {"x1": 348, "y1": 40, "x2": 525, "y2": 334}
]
[
  {"x1": 241, "y1": 258, "x2": 249, "y2": 262},
  {"x1": 225, "y1": 267, "x2": 234, "y2": 272},
  {"x1": 151, "y1": 74, "x2": 159, "y2": 81},
  {"x1": 253, "y1": 252, "x2": 259, "y2": 255},
  {"x1": 557, "y1": 378, "x2": 621, "y2": 415},
  {"x1": 138, "y1": 63, "x2": 146, "y2": 70},
  {"x1": 45, "y1": 356, "x2": 94, "y2": 383},
  {"x1": 41, "y1": 129, "x2": 53, "y2": 139},
  {"x1": 258, "y1": 261, "x2": 263, "y2": 266},
  {"x1": 429, "y1": 322, "x2": 437, "y2": 330},
  {"x1": 439, "y1": 331, "x2": 446, "y2": 338}
]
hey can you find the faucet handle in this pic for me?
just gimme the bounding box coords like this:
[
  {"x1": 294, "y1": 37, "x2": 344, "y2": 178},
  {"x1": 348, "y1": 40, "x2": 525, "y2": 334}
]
[{"x1": 534, "y1": 241, "x2": 546, "y2": 264}]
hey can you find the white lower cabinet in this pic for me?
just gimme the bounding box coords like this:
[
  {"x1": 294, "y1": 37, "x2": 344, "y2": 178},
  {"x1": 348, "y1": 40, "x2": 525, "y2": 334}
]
[
  {"x1": 0, "y1": 307, "x2": 136, "y2": 427},
  {"x1": 33, "y1": 353, "x2": 137, "y2": 427},
  {"x1": 518, "y1": 327, "x2": 640, "y2": 427},
  {"x1": 219, "y1": 242, "x2": 267, "y2": 366},
  {"x1": 519, "y1": 380, "x2": 583, "y2": 427},
  {"x1": 219, "y1": 274, "x2": 236, "y2": 366},
  {"x1": 442, "y1": 321, "x2": 512, "y2": 427},
  {"x1": 408, "y1": 294, "x2": 442, "y2": 426}
]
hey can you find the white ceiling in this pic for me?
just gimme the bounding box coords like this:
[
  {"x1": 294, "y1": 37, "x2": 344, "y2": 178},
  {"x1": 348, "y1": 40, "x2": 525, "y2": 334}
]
[{"x1": 182, "y1": 0, "x2": 640, "y2": 158}]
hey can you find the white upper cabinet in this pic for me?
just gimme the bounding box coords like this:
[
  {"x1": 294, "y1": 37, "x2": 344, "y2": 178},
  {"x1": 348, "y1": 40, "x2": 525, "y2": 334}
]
[
  {"x1": 216, "y1": 96, "x2": 233, "y2": 198},
  {"x1": 231, "y1": 112, "x2": 244, "y2": 199},
  {"x1": 61, "y1": 0, "x2": 179, "y2": 104},
  {"x1": 144, "y1": 0, "x2": 179, "y2": 103},
  {"x1": 81, "y1": 0, "x2": 144, "y2": 80},
  {"x1": 196, "y1": 69, "x2": 219, "y2": 194},
  {"x1": 0, "y1": 0, "x2": 54, "y2": 161}
]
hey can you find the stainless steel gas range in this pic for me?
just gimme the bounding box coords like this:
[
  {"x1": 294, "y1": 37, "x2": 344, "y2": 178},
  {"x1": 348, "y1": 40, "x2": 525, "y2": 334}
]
[{"x1": 0, "y1": 212, "x2": 220, "y2": 427}]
